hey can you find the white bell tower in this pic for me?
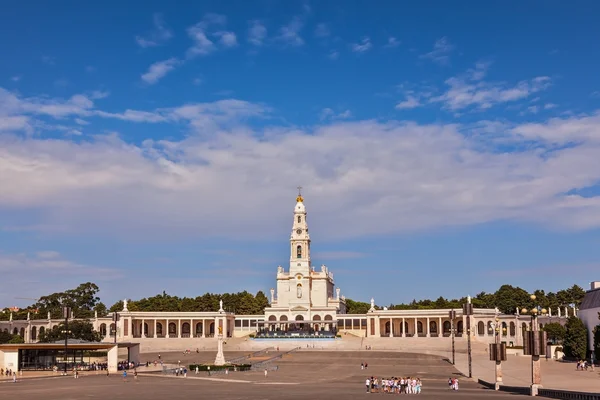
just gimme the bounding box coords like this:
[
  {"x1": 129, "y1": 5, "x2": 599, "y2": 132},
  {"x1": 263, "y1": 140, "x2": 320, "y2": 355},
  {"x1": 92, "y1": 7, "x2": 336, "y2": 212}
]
[{"x1": 289, "y1": 186, "x2": 311, "y2": 277}]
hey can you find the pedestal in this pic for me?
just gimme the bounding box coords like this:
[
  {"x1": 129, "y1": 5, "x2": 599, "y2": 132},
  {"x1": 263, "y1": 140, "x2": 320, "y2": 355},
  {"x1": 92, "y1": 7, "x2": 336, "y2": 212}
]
[
  {"x1": 214, "y1": 334, "x2": 226, "y2": 366},
  {"x1": 495, "y1": 360, "x2": 503, "y2": 388}
]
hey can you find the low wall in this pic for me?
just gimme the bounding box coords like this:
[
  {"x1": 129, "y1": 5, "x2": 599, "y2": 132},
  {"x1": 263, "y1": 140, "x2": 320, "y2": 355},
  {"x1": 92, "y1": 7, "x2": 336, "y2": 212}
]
[{"x1": 478, "y1": 379, "x2": 600, "y2": 399}]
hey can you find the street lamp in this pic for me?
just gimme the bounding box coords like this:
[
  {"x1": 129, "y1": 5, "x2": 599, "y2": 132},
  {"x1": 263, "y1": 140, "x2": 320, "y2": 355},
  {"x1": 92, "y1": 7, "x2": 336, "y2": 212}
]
[
  {"x1": 449, "y1": 310, "x2": 456, "y2": 365},
  {"x1": 489, "y1": 316, "x2": 507, "y2": 390},
  {"x1": 521, "y1": 294, "x2": 547, "y2": 396},
  {"x1": 62, "y1": 306, "x2": 72, "y2": 375},
  {"x1": 462, "y1": 296, "x2": 474, "y2": 378}
]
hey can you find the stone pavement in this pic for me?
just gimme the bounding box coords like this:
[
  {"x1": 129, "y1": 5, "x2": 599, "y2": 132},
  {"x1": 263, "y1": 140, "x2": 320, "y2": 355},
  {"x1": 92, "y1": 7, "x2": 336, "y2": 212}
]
[
  {"x1": 0, "y1": 351, "x2": 518, "y2": 399},
  {"x1": 451, "y1": 344, "x2": 600, "y2": 393}
]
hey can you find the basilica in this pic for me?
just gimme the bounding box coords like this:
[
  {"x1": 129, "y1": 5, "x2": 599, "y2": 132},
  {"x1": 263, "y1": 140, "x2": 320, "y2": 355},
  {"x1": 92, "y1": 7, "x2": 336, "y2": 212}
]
[{"x1": 1, "y1": 192, "x2": 578, "y2": 349}]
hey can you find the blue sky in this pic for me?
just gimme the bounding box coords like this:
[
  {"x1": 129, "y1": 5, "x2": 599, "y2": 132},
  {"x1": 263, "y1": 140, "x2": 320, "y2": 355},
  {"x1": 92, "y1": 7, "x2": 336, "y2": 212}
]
[{"x1": 2, "y1": 1, "x2": 600, "y2": 309}]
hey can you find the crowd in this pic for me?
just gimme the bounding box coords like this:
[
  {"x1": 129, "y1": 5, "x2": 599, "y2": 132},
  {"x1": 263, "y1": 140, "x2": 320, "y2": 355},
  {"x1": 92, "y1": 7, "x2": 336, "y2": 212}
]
[{"x1": 365, "y1": 376, "x2": 423, "y2": 394}]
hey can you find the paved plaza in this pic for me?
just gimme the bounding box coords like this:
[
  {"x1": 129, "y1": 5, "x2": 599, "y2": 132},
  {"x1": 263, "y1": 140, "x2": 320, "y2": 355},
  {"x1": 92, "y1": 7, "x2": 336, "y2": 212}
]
[{"x1": 1, "y1": 351, "x2": 523, "y2": 399}]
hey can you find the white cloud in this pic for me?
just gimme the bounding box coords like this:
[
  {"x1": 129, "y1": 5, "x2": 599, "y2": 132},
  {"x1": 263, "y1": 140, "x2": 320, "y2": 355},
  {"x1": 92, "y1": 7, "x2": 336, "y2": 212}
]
[
  {"x1": 11, "y1": 76, "x2": 21, "y2": 82},
  {"x1": 314, "y1": 23, "x2": 330, "y2": 38},
  {"x1": 193, "y1": 78, "x2": 203, "y2": 86},
  {"x1": 544, "y1": 103, "x2": 557, "y2": 109},
  {"x1": 141, "y1": 58, "x2": 181, "y2": 85},
  {"x1": 187, "y1": 14, "x2": 233, "y2": 57},
  {"x1": 248, "y1": 20, "x2": 267, "y2": 46},
  {"x1": 0, "y1": 250, "x2": 121, "y2": 304},
  {"x1": 384, "y1": 37, "x2": 400, "y2": 48},
  {"x1": 420, "y1": 36, "x2": 454, "y2": 65},
  {"x1": 320, "y1": 108, "x2": 352, "y2": 120},
  {"x1": 429, "y1": 63, "x2": 552, "y2": 111},
  {"x1": 135, "y1": 13, "x2": 173, "y2": 48},
  {"x1": 395, "y1": 96, "x2": 421, "y2": 110},
  {"x1": 215, "y1": 31, "x2": 237, "y2": 47},
  {"x1": 327, "y1": 50, "x2": 339, "y2": 60},
  {"x1": 95, "y1": 109, "x2": 167, "y2": 123},
  {"x1": 277, "y1": 17, "x2": 304, "y2": 46},
  {"x1": 350, "y1": 37, "x2": 372, "y2": 53}
]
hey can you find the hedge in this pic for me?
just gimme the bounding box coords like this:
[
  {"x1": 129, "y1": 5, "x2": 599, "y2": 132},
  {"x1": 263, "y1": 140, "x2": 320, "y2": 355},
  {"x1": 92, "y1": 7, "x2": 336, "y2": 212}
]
[{"x1": 188, "y1": 364, "x2": 251, "y2": 372}]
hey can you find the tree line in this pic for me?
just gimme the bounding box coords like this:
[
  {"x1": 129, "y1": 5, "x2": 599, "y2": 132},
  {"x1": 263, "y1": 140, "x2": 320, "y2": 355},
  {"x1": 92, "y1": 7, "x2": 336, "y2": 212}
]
[{"x1": 345, "y1": 284, "x2": 587, "y2": 315}]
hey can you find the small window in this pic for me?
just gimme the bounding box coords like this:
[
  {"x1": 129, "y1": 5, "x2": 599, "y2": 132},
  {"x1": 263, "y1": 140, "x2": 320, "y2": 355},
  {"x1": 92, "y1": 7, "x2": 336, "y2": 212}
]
[
  {"x1": 296, "y1": 245, "x2": 302, "y2": 258},
  {"x1": 298, "y1": 216, "x2": 301, "y2": 223}
]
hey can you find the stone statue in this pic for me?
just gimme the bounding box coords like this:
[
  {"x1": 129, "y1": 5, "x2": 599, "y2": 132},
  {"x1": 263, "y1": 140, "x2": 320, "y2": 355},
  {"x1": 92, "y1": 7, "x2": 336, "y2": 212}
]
[
  {"x1": 494, "y1": 307, "x2": 499, "y2": 314},
  {"x1": 27, "y1": 312, "x2": 30, "y2": 321},
  {"x1": 467, "y1": 295, "x2": 471, "y2": 304},
  {"x1": 277, "y1": 265, "x2": 283, "y2": 273},
  {"x1": 219, "y1": 300, "x2": 224, "y2": 312},
  {"x1": 297, "y1": 285, "x2": 302, "y2": 298},
  {"x1": 270, "y1": 288, "x2": 275, "y2": 303},
  {"x1": 336, "y1": 288, "x2": 340, "y2": 300},
  {"x1": 370, "y1": 298, "x2": 375, "y2": 311},
  {"x1": 123, "y1": 299, "x2": 128, "y2": 311}
]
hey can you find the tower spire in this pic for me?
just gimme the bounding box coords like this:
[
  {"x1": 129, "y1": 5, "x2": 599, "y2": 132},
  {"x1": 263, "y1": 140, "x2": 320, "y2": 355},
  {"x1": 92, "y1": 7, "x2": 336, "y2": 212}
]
[{"x1": 296, "y1": 186, "x2": 303, "y2": 203}]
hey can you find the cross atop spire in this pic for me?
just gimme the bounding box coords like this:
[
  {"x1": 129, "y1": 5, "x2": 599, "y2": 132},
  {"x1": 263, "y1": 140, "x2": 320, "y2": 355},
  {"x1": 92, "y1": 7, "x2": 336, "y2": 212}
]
[{"x1": 296, "y1": 186, "x2": 304, "y2": 202}]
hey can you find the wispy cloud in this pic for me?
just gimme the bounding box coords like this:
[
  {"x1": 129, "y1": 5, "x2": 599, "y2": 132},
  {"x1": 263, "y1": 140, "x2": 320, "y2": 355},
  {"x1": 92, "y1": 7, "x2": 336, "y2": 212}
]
[
  {"x1": 214, "y1": 31, "x2": 238, "y2": 47},
  {"x1": 247, "y1": 20, "x2": 267, "y2": 46},
  {"x1": 327, "y1": 50, "x2": 339, "y2": 60},
  {"x1": 11, "y1": 75, "x2": 22, "y2": 82},
  {"x1": 420, "y1": 36, "x2": 454, "y2": 65},
  {"x1": 314, "y1": 23, "x2": 330, "y2": 38},
  {"x1": 277, "y1": 17, "x2": 304, "y2": 47},
  {"x1": 395, "y1": 96, "x2": 421, "y2": 110},
  {"x1": 350, "y1": 37, "x2": 372, "y2": 53},
  {"x1": 41, "y1": 56, "x2": 56, "y2": 65},
  {"x1": 141, "y1": 58, "x2": 181, "y2": 85},
  {"x1": 429, "y1": 62, "x2": 552, "y2": 111},
  {"x1": 320, "y1": 108, "x2": 352, "y2": 120},
  {"x1": 135, "y1": 13, "x2": 173, "y2": 48},
  {"x1": 384, "y1": 37, "x2": 400, "y2": 48},
  {"x1": 313, "y1": 251, "x2": 367, "y2": 260}
]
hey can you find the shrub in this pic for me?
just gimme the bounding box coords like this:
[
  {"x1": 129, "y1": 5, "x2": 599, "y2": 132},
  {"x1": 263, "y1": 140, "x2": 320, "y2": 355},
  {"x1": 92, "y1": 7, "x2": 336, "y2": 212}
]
[
  {"x1": 188, "y1": 364, "x2": 251, "y2": 372},
  {"x1": 563, "y1": 316, "x2": 588, "y2": 360}
]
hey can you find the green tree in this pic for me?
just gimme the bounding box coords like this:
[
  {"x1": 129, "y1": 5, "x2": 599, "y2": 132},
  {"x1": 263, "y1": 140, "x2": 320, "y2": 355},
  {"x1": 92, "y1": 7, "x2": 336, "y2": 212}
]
[
  {"x1": 38, "y1": 320, "x2": 102, "y2": 343},
  {"x1": 345, "y1": 298, "x2": 371, "y2": 314},
  {"x1": 93, "y1": 302, "x2": 108, "y2": 318},
  {"x1": 593, "y1": 324, "x2": 600, "y2": 362},
  {"x1": 8, "y1": 334, "x2": 24, "y2": 344},
  {"x1": 543, "y1": 322, "x2": 566, "y2": 343},
  {"x1": 254, "y1": 291, "x2": 270, "y2": 313},
  {"x1": 563, "y1": 316, "x2": 588, "y2": 360}
]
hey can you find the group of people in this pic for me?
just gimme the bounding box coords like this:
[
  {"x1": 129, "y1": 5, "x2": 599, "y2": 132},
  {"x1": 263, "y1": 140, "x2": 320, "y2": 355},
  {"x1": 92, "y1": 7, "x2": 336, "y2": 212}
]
[
  {"x1": 1, "y1": 368, "x2": 18, "y2": 382},
  {"x1": 448, "y1": 378, "x2": 459, "y2": 390},
  {"x1": 576, "y1": 360, "x2": 594, "y2": 371},
  {"x1": 365, "y1": 376, "x2": 423, "y2": 394}
]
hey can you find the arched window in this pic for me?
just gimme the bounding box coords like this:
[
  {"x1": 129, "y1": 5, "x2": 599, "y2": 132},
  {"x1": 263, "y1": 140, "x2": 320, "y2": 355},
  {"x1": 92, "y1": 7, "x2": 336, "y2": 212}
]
[
  {"x1": 156, "y1": 323, "x2": 163, "y2": 335},
  {"x1": 502, "y1": 322, "x2": 508, "y2": 336},
  {"x1": 100, "y1": 323, "x2": 107, "y2": 336},
  {"x1": 487, "y1": 321, "x2": 493, "y2": 335},
  {"x1": 296, "y1": 245, "x2": 302, "y2": 258},
  {"x1": 444, "y1": 321, "x2": 452, "y2": 334},
  {"x1": 168, "y1": 322, "x2": 177, "y2": 335},
  {"x1": 477, "y1": 321, "x2": 485, "y2": 335},
  {"x1": 31, "y1": 326, "x2": 37, "y2": 341},
  {"x1": 39, "y1": 327, "x2": 45, "y2": 336},
  {"x1": 182, "y1": 322, "x2": 191, "y2": 335},
  {"x1": 143, "y1": 322, "x2": 149, "y2": 336},
  {"x1": 13, "y1": 328, "x2": 18, "y2": 335},
  {"x1": 195, "y1": 323, "x2": 203, "y2": 335},
  {"x1": 109, "y1": 323, "x2": 116, "y2": 336},
  {"x1": 457, "y1": 321, "x2": 464, "y2": 334},
  {"x1": 429, "y1": 321, "x2": 437, "y2": 334},
  {"x1": 510, "y1": 322, "x2": 515, "y2": 336},
  {"x1": 298, "y1": 216, "x2": 301, "y2": 223},
  {"x1": 417, "y1": 321, "x2": 423, "y2": 334},
  {"x1": 20, "y1": 328, "x2": 25, "y2": 337}
]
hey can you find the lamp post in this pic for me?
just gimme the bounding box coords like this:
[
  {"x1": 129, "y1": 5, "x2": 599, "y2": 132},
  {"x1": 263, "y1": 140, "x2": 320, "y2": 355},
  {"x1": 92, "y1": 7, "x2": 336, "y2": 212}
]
[
  {"x1": 463, "y1": 296, "x2": 474, "y2": 378},
  {"x1": 62, "y1": 306, "x2": 71, "y2": 376},
  {"x1": 489, "y1": 315, "x2": 507, "y2": 390},
  {"x1": 112, "y1": 312, "x2": 118, "y2": 344},
  {"x1": 449, "y1": 310, "x2": 456, "y2": 365},
  {"x1": 521, "y1": 294, "x2": 547, "y2": 396}
]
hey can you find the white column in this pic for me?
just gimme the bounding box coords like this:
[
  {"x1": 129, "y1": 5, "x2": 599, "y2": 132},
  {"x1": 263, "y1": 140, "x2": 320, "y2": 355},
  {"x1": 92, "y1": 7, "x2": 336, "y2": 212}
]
[
  {"x1": 142, "y1": 319, "x2": 145, "y2": 337},
  {"x1": 203, "y1": 319, "x2": 207, "y2": 338},
  {"x1": 154, "y1": 320, "x2": 157, "y2": 338},
  {"x1": 426, "y1": 317, "x2": 430, "y2": 337},
  {"x1": 178, "y1": 319, "x2": 181, "y2": 338},
  {"x1": 438, "y1": 317, "x2": 442, "y2": 337},
  {"x1": 166, "y1": 319, "x2": 170, "y2": 338},
  {"x1": 389, "y1": 318, "x2": 393, "y2": 337},
  {"x1": 414, "y1": 318, "x2": 418, "y2": 337},
  {"x1": 402, "y1": 317, "x2": 406, "y2": 337}
]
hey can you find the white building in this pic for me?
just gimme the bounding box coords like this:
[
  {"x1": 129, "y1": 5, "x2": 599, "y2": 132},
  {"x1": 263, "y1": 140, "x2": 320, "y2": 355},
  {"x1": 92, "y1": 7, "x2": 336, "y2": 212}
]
[
  {"x1": 578, "y1": 281, "x2": 600, "y2": 353},
  {"x1": 0, "y1": 192, "x2": 573, "y2": 348}
]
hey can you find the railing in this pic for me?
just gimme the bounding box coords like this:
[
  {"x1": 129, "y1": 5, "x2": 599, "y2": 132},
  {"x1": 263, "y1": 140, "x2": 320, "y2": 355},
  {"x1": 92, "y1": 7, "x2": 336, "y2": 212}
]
[
  {"x1": 250, "y1": 347, "x2": 300, "y2": 370},
  {"x1": 477, "y1": 379, "x2": 600, "y2": 399},
  {"x1": 227, "y1": 347, "x2": 274, "y2": 364}
]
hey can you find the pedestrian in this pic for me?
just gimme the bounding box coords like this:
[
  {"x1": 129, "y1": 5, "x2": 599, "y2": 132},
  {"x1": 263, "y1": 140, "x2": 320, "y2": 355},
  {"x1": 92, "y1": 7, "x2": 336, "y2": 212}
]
[
  {"x1": 12, "y1": 372, "x2": 17, "y2": 383},
  {"x1": 122, "y1": 370, "x2": 127, "y2": 382},
  {"x1": 195, "y1": 366, "x2": 199, "y2": 375},
  {"x1": 365, "y1": 377, "x2": 370, "y2": 393},
  {"x1": 134, "y1": 369, "x2": 138, "y2": 381},
  {"x1": 361, "y1": 362, "x2": 364, "y2": 370},
  {"x1": 264, "y1": 368, "x2": 268, "y2": 377}
]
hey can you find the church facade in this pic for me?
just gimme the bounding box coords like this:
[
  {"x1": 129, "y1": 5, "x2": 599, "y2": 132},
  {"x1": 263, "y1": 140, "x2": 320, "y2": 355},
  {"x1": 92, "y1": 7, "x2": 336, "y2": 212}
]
[{"x1": 1, "y1": 193, "x2": 575, "y2": 348}]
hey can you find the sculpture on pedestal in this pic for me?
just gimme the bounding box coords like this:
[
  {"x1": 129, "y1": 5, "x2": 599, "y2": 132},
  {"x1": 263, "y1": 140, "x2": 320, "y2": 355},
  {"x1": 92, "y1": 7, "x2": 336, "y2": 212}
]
[
  {"x1": 123, "y1": 299, "x2": 128, "y2": 312},
  {"x1": 214, "y1": 325, "x2": 226, "y2": 366}
]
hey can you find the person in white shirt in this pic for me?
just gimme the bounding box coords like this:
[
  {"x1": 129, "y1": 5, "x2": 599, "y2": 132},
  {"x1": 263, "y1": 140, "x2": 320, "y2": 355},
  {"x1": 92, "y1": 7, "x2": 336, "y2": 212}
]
[{"x1": 366, "y1": 378, "x2": 371, "y2": 393}]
